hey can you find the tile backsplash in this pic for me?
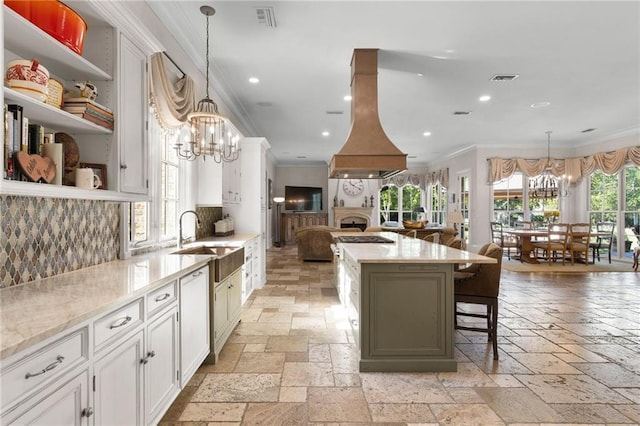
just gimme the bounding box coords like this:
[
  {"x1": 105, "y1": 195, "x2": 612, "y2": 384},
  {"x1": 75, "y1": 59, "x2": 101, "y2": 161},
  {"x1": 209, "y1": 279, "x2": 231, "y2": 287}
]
[
  {"x1": 1, "y1": 195, "x2": 120, "y2": 288},
  {"x1": 196, "y1": 206, "x2": 224, "y2": 240}
]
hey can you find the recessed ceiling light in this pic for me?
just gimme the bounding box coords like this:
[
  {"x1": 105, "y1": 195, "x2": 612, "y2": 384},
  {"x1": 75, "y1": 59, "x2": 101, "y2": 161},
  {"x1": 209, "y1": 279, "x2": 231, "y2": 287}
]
[
  {"x1": 530, "y1": 101, "x2": 551, "y2": 108},
  {"x1": 249, "y1": 77, "x2": 259, "y2": 84},
  {"x1": 479, "y1": 95, "x2": 491, "y2": 102},
  {"x1": 343, "y1": 95, "x2": 352, "y2": 101},
  {"x1": 322, "y1": 131, "x2": 330, "y2": 137},
  {"x1": 416, "y1": 73, "x2": 424, "y2": 77},
  {"x1": 423, "y1": 131, "x2": 431, "y2": 137}
]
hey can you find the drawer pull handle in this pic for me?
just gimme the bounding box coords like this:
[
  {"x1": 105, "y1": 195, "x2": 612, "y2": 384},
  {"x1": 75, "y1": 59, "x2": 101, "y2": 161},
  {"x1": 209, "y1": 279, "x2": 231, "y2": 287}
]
[
  {"x1": 109, "y1": 316, "x2": 132, "y2": 329},
  {"x1": 155, "y1": 293, "x2": 171, "y2": 302},
  {"x1": 140, "y1": 350, "x2": 156, "y2": 364},
  {"x1": 350, "y1": 319, "x2": 359, "y2": 328},
  {"x1": 82, "y1": 407, "x2": 94, "y2": 418},
  {"x1": 25, "y1": 355, "x2": 65, "y2": 379},
  {"x1": 193, "y1": 271, "x2": 204, "y2": 277}
]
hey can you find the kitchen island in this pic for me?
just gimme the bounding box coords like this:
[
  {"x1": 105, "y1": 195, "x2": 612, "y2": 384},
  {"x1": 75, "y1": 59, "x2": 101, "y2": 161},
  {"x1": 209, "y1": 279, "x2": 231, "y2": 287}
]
[{"x1": 333, "y1": 232, "x2": 496, "y2": 372}]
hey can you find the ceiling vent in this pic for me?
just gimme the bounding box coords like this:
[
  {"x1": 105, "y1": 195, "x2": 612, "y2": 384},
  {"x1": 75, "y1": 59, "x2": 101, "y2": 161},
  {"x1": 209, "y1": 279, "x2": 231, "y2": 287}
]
[
  {"x1": 453, "y1": 111, "x2": 471, "y2": 115},
  {"x1": 255, "y1": 7, "x2": 277, "y2": 28},
  {"x1": 490, "y1": 74, "x2": 519, "y2": 81},
  {"x1": 581, "y1": 128, "x2": 597, "y2": 133},
  {"x1": 326, "y1": 110, "x2": 344, "y2": 115}
]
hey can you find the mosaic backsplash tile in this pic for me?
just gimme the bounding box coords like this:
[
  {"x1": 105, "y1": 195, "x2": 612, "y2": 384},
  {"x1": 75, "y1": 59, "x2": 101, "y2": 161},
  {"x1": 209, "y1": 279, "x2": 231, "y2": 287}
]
[
  {"x1": 1, "y1": 195, "x2": 120, "y2": 288},
  {"x1": 196, "y1": 206, "x2": 223, "y2": 240}
]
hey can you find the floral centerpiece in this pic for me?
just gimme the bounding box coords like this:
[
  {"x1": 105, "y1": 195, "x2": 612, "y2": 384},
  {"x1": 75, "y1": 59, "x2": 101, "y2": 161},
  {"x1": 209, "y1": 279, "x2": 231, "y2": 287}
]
[{"x1": 543, "y1": 210, "x2": 560, "y2": 223}]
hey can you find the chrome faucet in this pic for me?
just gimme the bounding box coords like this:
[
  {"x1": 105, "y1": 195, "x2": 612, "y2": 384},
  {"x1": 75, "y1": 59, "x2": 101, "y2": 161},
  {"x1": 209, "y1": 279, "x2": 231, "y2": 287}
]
[{"x1": 178, "y1": 210, "x2": 202, "y2": 248}]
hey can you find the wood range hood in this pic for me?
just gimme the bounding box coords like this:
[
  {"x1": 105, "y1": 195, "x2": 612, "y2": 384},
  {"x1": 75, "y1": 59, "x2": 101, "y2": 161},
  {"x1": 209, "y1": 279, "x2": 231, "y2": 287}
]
[{"x1": 329, "y1": 48, "x2": 407, "y2": 179}]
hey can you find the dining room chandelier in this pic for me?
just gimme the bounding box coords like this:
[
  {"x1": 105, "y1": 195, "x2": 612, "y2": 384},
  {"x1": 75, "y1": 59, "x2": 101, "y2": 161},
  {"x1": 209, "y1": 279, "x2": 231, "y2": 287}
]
[
  {"x1": 175, "y1": 5, "x2": 240, "y2": 162},
  {"x1": 528, "y1": 131, "x2": 569, "y2": 199}
]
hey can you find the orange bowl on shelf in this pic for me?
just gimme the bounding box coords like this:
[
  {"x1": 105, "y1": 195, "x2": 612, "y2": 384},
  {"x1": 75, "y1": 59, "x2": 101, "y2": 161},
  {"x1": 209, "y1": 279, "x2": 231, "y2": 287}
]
[{"x1": 6, "y1": 0, "x2": 87, "y2": 55}]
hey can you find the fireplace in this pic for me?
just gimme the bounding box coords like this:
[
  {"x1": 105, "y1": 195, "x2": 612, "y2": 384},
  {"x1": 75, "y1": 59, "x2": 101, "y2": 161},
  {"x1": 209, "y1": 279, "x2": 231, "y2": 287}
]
[{"x1": 333, "y1": 207, "x2": 375, "y2": 230}]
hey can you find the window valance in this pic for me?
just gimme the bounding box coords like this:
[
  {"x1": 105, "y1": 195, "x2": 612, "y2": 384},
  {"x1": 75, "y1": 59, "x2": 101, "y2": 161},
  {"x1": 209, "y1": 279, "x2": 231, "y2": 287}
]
[
  {"x1": 424, "y1": 168, "x2": 449, "y2": 189},
  {"x1": 382, "y1": 172, "x2": 424, "y2": 189},
  {"x1": 489, "y1": 146, "x2": 640, "y2": 183},
  {"x1": 149, "y1": 52, "x2": 196, "y2": 130}
]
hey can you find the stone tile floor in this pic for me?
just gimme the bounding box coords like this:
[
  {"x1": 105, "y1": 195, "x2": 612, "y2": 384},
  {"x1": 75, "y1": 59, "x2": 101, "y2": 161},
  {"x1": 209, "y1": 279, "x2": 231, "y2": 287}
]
[{"x1": 160, "y1": 245, "x2": 640, "y2": 425}]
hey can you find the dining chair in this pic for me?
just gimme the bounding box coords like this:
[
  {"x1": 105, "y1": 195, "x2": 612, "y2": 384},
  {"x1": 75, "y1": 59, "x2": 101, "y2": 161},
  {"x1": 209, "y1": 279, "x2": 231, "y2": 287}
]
[
  {"x1": 422, "y1": 233, "x2": 439, "y2": 243},
  {"x1": 568, "y1": 223, "x2": 591, "y2": 265},
  {"x1": 532, "y1": 223, "x2": 570, "y2": 265},
  {"x1": 490, "y1": 221, "x2": 518, "y2": 260},
  {"x1": 454, "y1": 242, "x2": 503, "y2": 360},
  {"x1": 399, "y1": 229, "x2": 417, "y2": 238},
  {"x1": 590, "y1": 222, "x2": 614, "y2": 263}
]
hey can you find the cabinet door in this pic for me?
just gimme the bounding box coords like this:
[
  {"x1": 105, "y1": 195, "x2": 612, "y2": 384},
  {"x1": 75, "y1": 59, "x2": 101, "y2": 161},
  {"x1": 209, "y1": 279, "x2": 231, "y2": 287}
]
[
  {"x1": 118, "y1": 32, "x2": 148, "y2": 194},
  {"x1": 213, "y1": 280, "x2": 229, "y2": 344},
  {"x1": 146, "y1": 307, "x2": 179, "y2": 425},
  {"x1": 3, "y1": 370, "x2": 89, "y2": 425},
  {"x1": 228, "y1": 269, "x2": 243, "y2": 323},
  {"x1": 179, "y1": 266, "x2": 210, "y2": 386},
  {"x1": 93, "y1": 330, "x2": 144, "y2": 426}
]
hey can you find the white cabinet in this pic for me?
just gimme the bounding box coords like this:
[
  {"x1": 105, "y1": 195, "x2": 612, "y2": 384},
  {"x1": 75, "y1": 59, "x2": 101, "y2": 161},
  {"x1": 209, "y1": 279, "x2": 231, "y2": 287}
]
[
  {"x1": 118, "y1": 31, "x2": 148, "y2": 195},
  {"x1": 1, "y1": 5, "x2": 147, "y2": 201},
  {"x1": 179, "y1": 266, "x2": 210, "y2": 386},
  {"x1": 210, "y1": 267, "x2": 242, "y2": 362},
  {"x1": 2, "y1": 370, "x2": 89, "y2": 425},
  {"x1": 197, "y1": 160, "x2": 223, "y2": 205},
  {"x1": 93, "y1": 330, "x2": 144, "y2": 426},
  {"x1": 242, "y1": 235, "x2": 262, "y2": 302},
  {"x1": 145, "y1": 307, "x2": 179, "y2": 425},
  {"x1": 222, "y1": 157, "x2": 241, "y2": 204}
]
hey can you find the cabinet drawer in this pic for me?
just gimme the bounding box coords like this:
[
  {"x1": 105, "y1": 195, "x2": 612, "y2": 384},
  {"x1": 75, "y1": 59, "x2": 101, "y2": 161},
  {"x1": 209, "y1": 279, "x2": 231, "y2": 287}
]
[
  {"x1": 147, "y1": 280, "x2": 177, "y2": 318},
  {"x1": 94, "y1": 299, "x2": 143, "y2": 352},
  {"x1": 1, "y1": 327, "x2": 88, "y2": 410}
]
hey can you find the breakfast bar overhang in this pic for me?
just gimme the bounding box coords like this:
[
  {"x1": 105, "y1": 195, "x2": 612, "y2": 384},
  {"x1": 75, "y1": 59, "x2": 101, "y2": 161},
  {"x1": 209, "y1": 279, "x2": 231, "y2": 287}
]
[{"x1": 332, "y1": 232, "x2": 496, "y2": 372}]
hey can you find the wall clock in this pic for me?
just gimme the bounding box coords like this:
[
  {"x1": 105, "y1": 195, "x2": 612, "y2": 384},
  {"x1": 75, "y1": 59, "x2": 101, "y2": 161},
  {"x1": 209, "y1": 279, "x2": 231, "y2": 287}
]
[{"x1": 343, "y1": 178, "x2": 364, "y2": 197}]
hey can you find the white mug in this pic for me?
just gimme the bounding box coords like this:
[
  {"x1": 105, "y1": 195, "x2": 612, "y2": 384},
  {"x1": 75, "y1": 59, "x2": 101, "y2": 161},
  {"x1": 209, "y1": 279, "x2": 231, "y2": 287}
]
[{"x1": 75, "y1": 168, "x2": 102, "y2": 189}]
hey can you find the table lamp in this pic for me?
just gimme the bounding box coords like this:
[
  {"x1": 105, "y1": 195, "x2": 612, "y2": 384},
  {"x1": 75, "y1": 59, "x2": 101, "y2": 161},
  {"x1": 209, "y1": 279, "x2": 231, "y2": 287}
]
[
  {"x1": 273, "y1": 196, "x2": 285, "y2": 247},
  {"x1": 446, "y1": 211, "x2": 464, "y2": 233}
]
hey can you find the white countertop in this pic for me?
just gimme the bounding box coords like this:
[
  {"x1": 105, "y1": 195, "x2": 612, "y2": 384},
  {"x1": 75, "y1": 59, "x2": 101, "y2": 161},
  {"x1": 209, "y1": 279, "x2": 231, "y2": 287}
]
[
  {"x1": 334, "y1": 232, "x2": 497, "y2": 264},
  {"x1": 0, "y1": 233, "x2": 259, "y2": 361}
]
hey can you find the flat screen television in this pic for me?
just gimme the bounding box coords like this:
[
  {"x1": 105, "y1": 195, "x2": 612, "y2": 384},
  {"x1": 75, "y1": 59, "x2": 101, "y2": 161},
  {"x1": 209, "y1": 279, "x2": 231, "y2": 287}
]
[{"x1": 285, "y1": 186, "x2": 323, "y2": 212}]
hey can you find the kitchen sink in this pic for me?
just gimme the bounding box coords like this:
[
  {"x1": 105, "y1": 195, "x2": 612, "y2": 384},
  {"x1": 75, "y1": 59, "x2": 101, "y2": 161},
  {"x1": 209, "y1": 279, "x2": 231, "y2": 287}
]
[{"x1": 171, "y1": 245, "x2": 245, "y2": 282}]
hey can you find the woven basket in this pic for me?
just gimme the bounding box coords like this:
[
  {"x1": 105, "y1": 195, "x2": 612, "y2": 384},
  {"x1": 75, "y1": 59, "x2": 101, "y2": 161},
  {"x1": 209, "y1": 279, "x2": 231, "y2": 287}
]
[{"x1": 402, "y1": 220, "x2": 427, "y2": 229}]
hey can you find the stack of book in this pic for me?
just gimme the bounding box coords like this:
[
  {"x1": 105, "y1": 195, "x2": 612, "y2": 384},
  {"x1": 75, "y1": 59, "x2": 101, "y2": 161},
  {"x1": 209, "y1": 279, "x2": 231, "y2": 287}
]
[{"x1": 62, "y1": 98, "x2": 114, "y2": 130}]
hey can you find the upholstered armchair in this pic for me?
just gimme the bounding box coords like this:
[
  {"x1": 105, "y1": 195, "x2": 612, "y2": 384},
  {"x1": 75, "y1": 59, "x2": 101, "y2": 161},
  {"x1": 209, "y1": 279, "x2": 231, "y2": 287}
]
[
  {"x1": 439, "y1": 227, "x2": 458, "y2": 246},
  {"x1": 453, "y1": 242, "x2": 503, "y2": 360},
  {"x1": 295, "y1": 226, "x2": 361, "y2": 261}
]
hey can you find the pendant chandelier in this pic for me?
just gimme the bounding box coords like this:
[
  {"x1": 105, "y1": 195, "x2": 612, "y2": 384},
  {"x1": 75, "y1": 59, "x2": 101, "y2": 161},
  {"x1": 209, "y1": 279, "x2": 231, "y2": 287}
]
[
  {"x1": 528, "y1": 131, "x2": 569, "y2": 199},
  {"x1": 175, "y1": 5, "x2": 240, "y2": 162}
]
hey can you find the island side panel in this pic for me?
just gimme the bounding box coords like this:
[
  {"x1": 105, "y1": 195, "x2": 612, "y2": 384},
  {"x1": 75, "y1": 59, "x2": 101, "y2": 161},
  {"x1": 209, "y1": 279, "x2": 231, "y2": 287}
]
[{"x1": 359, "y1": 263, "x2": 457, "y2": 372}]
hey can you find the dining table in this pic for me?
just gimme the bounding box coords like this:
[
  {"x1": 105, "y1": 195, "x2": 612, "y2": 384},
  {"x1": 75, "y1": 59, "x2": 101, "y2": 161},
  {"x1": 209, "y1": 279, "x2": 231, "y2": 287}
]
[
  {"x1": 503, "y1": 229, "x2": 549, "y2": 264},
  {"x1": 503, "y1": 228, "x2": 613, "y2": 264}
]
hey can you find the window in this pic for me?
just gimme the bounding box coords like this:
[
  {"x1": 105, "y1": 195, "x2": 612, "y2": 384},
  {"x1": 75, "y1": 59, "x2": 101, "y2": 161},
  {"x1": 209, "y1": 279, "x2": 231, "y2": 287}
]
[
  {"x1": 492, "y1": 174, "x2": 524, "y2": 226},
  {"x1": 459, "y1": 175, "x2": 470, "y2": 239},
  {"x1": 129, "y1": 112, "x2": 183, "y2": 247},
  {"x1": 428, "y1": 183, "x2": 447, "y2": 225},
  {"x1": 588, "y1": 166, "x2": 640, "y2": 259},
  {"x1": 379, "y1": 184, "x2": 423, "y2": 224}
]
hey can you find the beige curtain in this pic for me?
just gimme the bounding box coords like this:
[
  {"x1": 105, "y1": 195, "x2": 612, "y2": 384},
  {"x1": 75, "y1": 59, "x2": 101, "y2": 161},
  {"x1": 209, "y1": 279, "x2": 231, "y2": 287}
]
[
  {"x1": 383, "y1": 172, "x2": 425, "y2": 189},
  {"x1": 424, "y1": 168, "x2": 449, "y2": 188},
  {"x1": 489, "y1": 145, "x2": 640, "y2": 183},
  {"x1": 149, "y1": 52, "x2": 196, "y2": 129}
]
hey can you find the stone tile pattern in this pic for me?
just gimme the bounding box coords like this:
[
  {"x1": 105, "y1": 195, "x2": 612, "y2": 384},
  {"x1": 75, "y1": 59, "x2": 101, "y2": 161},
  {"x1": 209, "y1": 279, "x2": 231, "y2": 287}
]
[
  {"x1": 195, "y1": 206, "x2": 223, "y2": 240},
  {"x1": 160, "y1": 245, "x2": 640, "y2": 425},
  {"x1": 1, "y1": 195, "x2": 119, "y2": 288}
]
